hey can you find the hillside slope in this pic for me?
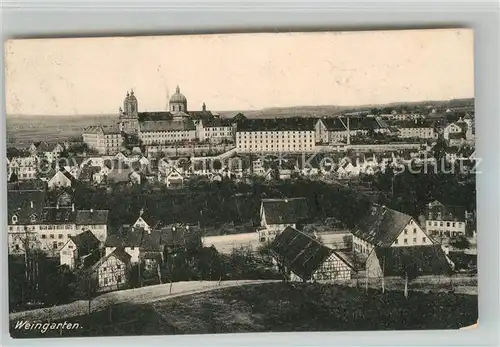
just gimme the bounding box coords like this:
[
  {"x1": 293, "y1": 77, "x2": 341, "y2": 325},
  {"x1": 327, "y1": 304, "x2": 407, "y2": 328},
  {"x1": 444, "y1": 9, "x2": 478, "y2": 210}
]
[{"x1": 10, "y1": 282, "x2": 477, "y2": 338}]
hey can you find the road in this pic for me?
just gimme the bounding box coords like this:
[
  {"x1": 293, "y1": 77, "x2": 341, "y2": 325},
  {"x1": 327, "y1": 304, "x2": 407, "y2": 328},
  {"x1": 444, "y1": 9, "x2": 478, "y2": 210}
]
[{"x1": 9, "y1": 280, "x2": 278, "y2": 323}]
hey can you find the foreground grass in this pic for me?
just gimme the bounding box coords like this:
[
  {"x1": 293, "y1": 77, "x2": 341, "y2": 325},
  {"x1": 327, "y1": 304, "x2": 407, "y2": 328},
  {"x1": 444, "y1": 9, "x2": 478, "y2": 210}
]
[{"x1": 10, "y1": 282, "x2": 477, "y2": 338}]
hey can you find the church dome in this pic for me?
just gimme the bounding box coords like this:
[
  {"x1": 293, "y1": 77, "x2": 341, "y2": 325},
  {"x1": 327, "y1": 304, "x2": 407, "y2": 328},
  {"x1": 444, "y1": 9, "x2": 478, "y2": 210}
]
[{"x1": 170, "y1": 85, "x2": 187, "y2": 103}]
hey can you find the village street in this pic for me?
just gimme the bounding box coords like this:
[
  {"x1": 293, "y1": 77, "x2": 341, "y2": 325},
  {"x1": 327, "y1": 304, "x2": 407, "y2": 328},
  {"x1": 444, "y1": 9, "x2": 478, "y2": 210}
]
[{"x1": 9, "y1": 280, "x2": 279, "y2": 323}]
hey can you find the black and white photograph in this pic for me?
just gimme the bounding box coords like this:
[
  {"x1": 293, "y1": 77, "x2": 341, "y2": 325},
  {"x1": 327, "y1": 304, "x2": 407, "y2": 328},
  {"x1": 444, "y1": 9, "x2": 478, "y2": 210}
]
[{"x1": 5, "y1": 29, "x2": 477, "y2": 337}]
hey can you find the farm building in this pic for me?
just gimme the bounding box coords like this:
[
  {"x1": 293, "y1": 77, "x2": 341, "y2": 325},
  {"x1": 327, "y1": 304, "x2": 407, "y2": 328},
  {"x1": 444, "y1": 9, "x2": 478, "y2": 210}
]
[
  {"x1": 351, "y1": 204, "x2": 434, "y2": 258},
  {"x1": 270, "y1": 226, "x2": 353, "y2": 282},
  {"x1": 87, "y1": 247, "x2": 132, "y2": 292},
  {"x1": 365, "y1": 244, "x2": 453, "y2": 279},
  {"x1": 259, "y1": 197, "x2": 309, "y2": 242}
]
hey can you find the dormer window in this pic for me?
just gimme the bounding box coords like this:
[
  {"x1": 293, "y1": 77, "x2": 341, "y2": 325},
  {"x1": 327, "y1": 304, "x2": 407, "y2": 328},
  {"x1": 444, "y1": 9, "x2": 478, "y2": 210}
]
[{"x1": 11, "y1": 215, "x2": 18, "y2": 225}]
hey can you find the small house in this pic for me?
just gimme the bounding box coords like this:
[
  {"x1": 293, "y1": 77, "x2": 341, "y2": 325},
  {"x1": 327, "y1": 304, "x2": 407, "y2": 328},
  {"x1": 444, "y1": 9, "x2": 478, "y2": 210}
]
[
  {"x1": 271, "y1": 226, "x2": 353, "y2": 281},
  {"x1": 87, "y1": 247, "x2": 131, "y2": 292},
  {"x1": 365, "y1": 244, "x2": 452, "y2": 278},
  {"x1": 59, "y1": 229, "x2": 101, "y2": 269},
  {"x1": 259, "y1": 197, "x2": 309, "y2": 242},
  {"x1": 351, "y1": 204, "x2": 434, "y2": 258},
  {"x1": 47, "y1": 169, "x2": 77, "y2": 190}
]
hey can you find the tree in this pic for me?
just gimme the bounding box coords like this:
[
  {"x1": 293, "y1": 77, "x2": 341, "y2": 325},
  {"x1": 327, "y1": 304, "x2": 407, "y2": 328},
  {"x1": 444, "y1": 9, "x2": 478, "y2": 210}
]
[
  {"x1": 395, "y1": 253, "x2": 420, "y2": 298},
  {"x1": 72, "y1": 269, "x2": 98, "y2": 314},
  {"x1": 350, "y1": 251, "x2": 364, "y2": 290},
  {"x1": 450, "y1": 234, "x2": 471, "y2": 251}
]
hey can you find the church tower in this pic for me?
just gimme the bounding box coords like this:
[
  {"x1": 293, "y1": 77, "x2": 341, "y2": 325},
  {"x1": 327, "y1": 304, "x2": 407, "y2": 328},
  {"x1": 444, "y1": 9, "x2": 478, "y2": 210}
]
[{"x1": 119, "y1": 89, "x2": 139, "y2": 134}]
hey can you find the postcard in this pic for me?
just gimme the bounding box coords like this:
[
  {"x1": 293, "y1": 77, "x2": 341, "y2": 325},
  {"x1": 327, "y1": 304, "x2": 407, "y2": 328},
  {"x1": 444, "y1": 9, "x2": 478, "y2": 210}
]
[{"x1": 5, "y1": 29, "x2": 477, "y2": 338}]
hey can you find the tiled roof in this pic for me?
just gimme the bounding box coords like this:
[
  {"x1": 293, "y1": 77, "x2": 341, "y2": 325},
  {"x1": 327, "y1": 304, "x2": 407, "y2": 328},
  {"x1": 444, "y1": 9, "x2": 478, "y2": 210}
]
[
  {"x1": 261, "y1": 197, "x2": 309, "y2": 225},
  {"x1": 271, "y1": 226, "x2": 334, "y2": 281},
  {"x1": 82, "y1": 125, "x2": 104, "y2": 133},
  {"x1": 87, "y1": 247, "x2": 131, "y2": 273},
  {"x1": 75, "y1": 210, "x2": 109, "y2": 225},
  {"x1": 237, "y1": 117, "x2": 316, "y2": 132},
  {"x1": 40, "y1": 207, "x2": 76, "y2": 224},
  {"x1": 202, "y1": 118, "x2": 233, "y2": 127},
  {"x1": 8, "y1": 190, "x2": 47, "y2": 224},
  {"x1": 189, "y1": 110, "x2": 214, "y2": 120},
  {"x1": 374, "y1": 245, "x2": 452, "y2": 276},
  {"x1": 69, "y1": 230, "x2": 101, "y2": 250},
  {"x1": 397, "y1": 120, "x2": 435, "y2": 129},
  {"x1": 110, "y1": 247, "x2": 132, "y2": 263},
  {"x1": 139, "y1": 119, "x2": 196, "y2": 132},
  {"x1": 320, "y1": 116, "x2": 389, "y2": 131},
  {"x1": 351, "y1": 204, "x2": 412, "y2": 247},
  {"x1": 105, "y1": 224, "x2": 200, "y2": 250},
  {"x1": 138, "y1": 112, "x2": 173, "y2": 122},
  {"x1": 102, "y1": 125, "x2": 122, "y2": 135}
]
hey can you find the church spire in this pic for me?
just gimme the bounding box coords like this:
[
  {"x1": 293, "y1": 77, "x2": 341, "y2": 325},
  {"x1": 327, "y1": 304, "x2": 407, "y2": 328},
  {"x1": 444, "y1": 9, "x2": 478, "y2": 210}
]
[{"x1": 176, "y1": 85, "x2": 180, "y2": 94}]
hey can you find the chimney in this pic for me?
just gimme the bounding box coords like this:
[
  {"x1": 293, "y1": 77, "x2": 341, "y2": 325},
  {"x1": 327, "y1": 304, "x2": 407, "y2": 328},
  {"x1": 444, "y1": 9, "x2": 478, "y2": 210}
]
[
  {"x1": 139, "y1": 208, "x2": 144, "y2": 217},
  {"x1": 72, "y1": 203, "x2": 75, "y2": 212},
  {"x1": 202, "y1": 102, "x2": 206, "y2": 112},
  {"x1": 30, "y1": 201, "x2": 34, "y2": 209},
  {"x1": 56, "y1": 203, "x2": 59, "y2": 210},
  {"x1": 90, "y1": 208, "x2": 94, "y2": 213}
]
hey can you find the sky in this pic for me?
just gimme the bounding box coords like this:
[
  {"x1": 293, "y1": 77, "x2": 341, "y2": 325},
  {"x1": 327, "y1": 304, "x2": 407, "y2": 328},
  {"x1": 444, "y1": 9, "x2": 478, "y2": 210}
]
[{"x1": 4, "y1": 29, "x2": 474, "y2": 116}]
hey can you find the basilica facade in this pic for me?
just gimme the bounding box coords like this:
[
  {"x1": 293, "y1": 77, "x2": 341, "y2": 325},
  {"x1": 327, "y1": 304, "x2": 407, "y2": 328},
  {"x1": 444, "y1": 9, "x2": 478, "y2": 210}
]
[{"x1": 118, "y1": 86, "x2": 235, "y2": 146}]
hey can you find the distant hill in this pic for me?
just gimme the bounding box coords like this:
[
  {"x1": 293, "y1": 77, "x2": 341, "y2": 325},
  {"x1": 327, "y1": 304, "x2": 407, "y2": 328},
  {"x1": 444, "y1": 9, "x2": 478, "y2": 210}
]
[
  {"x1": 218, "y1": 98, "x2": 475, "y2": 119},
  {"x1": 6, "y1": 97, "x2": 474, "y2": 147}
]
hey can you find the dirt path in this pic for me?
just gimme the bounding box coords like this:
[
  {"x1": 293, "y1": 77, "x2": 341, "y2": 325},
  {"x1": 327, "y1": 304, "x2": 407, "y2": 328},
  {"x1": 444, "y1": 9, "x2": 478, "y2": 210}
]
[{"x1": 9, "y1": 280, "x2": 279, "y2": 323}]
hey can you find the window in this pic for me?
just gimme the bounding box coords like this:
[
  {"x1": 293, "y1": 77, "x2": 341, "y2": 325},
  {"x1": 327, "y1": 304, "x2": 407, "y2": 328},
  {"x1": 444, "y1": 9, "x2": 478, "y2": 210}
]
[
  {"x1": 422, "y1": 237, "x2": 427, "y2": 243},
  {"x1": 446, "y1": 222, "x2": 450, "y2": 227},
  {"x1": 41, "y1": 234, "x2": 46, "y2": 239},
  {"x1": 58, "y1": 234, "x2": 63, "y2": 239},
  {"x1": 50, "y1": 234, "x2": 54, "y2": 239},
  {"x1": 117, "y1": 275, "x2": 122, "y2": 283},
  {"x1": 394, "y1": 239, "x2": 398, "y2": 245},
  {"x1": 404, "y1": 238, "x2": 408, "y2": 244},
  {"x1": 117, "y1": 264, "x2": 121, "y2": 270},
  {"x1": 103, "y1": 267, "x2": 107, "y2": 271},
  {"x1": 15, "y1": 244, "x2": 20, "y2": 250},
  {"x1": 440, "y1": 222, "x2": 443, "y2": 227},
  {"x1": 413, "y1": 238, "x2": 417, "y2": 243},
  {"x1": 413, "y1": 228, "x2": 417, "y2": 234},
  {"x1": 103, "y1": 278, "x2": 108, "y2": 285},
  {"x1": 52, "y1": 242, "x2": 57, "y2": 249},
  {"x1": 452, "y1": 222, "x2": 456, "y2": 227},
  {"x1": 404, "y1": 229, "x2": 408, "y2": 235},
  {"x1": 68, "y1": 245, "x2": 73, "y2": 249}
]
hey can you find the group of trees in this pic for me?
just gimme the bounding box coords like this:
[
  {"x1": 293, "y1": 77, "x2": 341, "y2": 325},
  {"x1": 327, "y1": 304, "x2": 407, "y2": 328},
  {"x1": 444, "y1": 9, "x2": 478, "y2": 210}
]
[
  {"x1": 71, "y1": 177, "x2": 372, "y2": 231},
  {"x1": 9, "y1": 235, "x2": 281, "y2": 313}
]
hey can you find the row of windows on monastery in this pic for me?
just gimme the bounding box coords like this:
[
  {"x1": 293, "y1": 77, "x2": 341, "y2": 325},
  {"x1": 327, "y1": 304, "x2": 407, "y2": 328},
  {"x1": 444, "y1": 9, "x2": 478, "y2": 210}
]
[
  {"x1": 237, "y1": 132, "x2": 313, "y2": 137},
  {"x1": 204, "y1": 127, "x2": 232, "y2": 132},
  {"x1": 426, "y1": 221, "x2": 464, "y2": 228},
  {"x1": 141, "y1": 132, "x2": 195, "y2": 137}
]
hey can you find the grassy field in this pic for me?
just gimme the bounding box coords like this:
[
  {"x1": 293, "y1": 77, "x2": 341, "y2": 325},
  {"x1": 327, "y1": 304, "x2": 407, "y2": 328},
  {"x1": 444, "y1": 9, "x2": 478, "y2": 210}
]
[
  {"x1": 10, "y1": 282, "x2": 477, "y2": 338},
  {"x1": 6, "y1": 114, "x2": 116, "y2": 148}
]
